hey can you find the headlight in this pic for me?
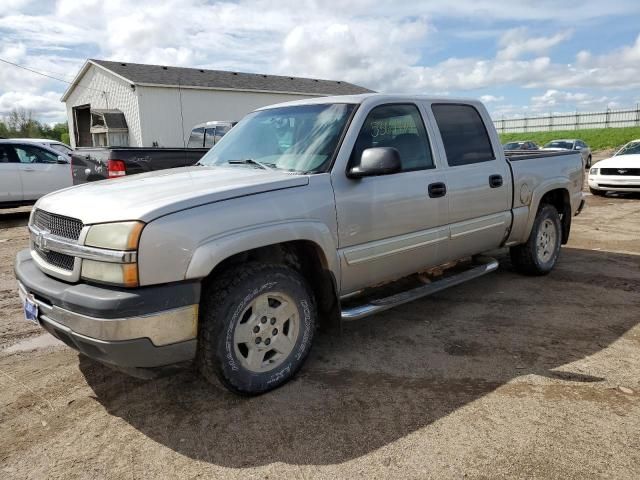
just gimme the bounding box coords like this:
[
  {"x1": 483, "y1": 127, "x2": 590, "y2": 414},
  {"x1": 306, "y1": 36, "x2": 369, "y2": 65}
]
[
  {"x1": 589, "y1": 168, "x2": 599, "y2": 175},
  {"x1": 84, "y1": 221, "x2": 144, "y2": 250},
  {"x1": 81, "y1": 221, "x2": 144, "y2": 287}
]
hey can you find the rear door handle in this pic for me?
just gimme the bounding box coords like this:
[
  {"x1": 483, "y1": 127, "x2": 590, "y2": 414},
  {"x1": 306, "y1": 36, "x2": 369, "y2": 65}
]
[
  {"x1": 489, "y1": 175, "x2": 503, "y2": 188},
  {"x1": 428, "y1": 182, "x2": 447, "y2": 198}
]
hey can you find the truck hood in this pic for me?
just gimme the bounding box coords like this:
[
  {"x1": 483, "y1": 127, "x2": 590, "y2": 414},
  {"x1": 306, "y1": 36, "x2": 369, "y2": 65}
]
[
  {"x1": 36, "y1": 166, "x2": 309, "y2": 224},
  {"x1": 595, "y1": 154, "x2": 640, "y2": 169}
]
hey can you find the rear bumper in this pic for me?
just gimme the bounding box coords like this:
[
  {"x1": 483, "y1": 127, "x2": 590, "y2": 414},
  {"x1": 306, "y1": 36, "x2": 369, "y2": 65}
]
[{"x1": 14, "y1": 249, "x2": 200, "y2": 372}]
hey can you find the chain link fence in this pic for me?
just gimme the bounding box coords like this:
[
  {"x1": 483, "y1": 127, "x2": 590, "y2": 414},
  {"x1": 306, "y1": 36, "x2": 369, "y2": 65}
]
[{"x1": 493, "y1": 105, "x2": 640, "y2": 133}]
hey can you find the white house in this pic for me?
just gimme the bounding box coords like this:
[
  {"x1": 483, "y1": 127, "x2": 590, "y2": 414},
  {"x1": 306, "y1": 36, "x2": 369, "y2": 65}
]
[{"x1": 61, "y1": 59, "x2": 372, "y2": 148}]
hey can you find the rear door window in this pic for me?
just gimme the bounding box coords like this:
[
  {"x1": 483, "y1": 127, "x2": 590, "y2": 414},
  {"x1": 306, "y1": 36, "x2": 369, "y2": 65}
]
[
  {"x1": 0, "y1": 145, "x2": 16, "y2": 163},
  {"x1": 431, "y1": 104, "x2": 495, "y2": 166}
]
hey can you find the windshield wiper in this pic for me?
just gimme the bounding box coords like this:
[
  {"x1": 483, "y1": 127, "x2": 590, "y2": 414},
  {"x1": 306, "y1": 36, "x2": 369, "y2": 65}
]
[{"x1": 226, "y1": 158, "x2": 273, "y2": 170}]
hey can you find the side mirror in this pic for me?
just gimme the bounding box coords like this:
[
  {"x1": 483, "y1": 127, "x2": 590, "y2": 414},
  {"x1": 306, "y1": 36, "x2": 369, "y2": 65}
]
[
  {"x1": 57, "y1": 155, "x2": 69, "y2": 164},
  {"x1": 348, "y1": 147, "x2": 402, "y2": 179},
  {"x1": 574, "y1": 145, "x2": 582, "y2": 150}
]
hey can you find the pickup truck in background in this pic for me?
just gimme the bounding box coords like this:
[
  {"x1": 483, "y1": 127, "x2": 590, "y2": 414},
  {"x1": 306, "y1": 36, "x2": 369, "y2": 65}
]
[
  {"x1": 71, "y1": 121, "x2": 235, "y2": 184},
  {"x1": 15, "y1": 94, "x2": 585, "y2": 395},
  {"x1": 71, "y1": 147, "x2": 209, "y2": 183}
]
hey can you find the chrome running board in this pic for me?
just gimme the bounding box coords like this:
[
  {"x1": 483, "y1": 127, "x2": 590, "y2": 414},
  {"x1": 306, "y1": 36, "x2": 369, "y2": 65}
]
[{"x1": 340, "y1": 256, "x2": 499, "y2": 321}]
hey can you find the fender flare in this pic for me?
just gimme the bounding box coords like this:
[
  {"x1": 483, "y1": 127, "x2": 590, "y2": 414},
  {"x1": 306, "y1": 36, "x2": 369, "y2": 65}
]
[
  {"x1": 523, "y1": 178, "x2": 570, "y2": 239},
  {"x1": 184, "y1": 220, "x2": 340, "y2": 287}
]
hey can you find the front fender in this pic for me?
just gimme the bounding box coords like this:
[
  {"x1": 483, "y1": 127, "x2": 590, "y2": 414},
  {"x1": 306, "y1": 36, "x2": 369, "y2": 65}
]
[{"x1": 184, "y1": 220, "x2": 340, "y2": 287}]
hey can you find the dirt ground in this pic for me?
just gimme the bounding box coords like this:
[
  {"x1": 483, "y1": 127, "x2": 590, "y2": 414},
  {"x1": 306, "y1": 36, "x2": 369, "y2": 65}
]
[{"x1": 1, "y1": 155, "x2": 639, "y2": 479}]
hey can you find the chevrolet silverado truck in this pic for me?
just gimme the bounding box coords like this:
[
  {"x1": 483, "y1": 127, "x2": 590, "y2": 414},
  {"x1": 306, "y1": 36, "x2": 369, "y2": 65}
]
[{"x1": 15, "y1": 94, "x2": 585, "y2": 395}]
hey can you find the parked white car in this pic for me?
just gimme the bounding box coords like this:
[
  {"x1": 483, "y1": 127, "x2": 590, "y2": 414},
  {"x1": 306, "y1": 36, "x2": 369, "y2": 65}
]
[
  {"x1": 0, "y1": 140, "x2": 73, "y2": 208},
  {"x1": 588, "y1": 139, "x2": 640, "y2": 196}
]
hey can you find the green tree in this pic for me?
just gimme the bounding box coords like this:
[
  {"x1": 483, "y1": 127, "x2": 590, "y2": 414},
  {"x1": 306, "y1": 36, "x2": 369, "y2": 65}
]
[{"x1": 0, "y1": 108, "x2": 69, "y2": 142}]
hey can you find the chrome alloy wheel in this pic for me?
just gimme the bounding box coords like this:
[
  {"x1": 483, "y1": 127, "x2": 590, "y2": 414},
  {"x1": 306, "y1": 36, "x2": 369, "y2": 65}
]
[
  {"x1": 233, "y1": 292, "x2": 300, "y2": 373},
  {"x1": 536, "y1": 218, "x2": 557, "y2": 263}
]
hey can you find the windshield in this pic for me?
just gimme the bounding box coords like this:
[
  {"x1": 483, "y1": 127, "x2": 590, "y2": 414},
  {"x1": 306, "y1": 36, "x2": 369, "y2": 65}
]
[
  {"x1": 615, "y1": 141, "x2": 640, "y2": 156},
  {"x1": 504, "y1": 142, "x2": 523, "y2": 150},
  {"x1": 198, "y1": 103, "x2": 356, "y2": 173},
  {"x1": 544, "y1": 141, "x2": 573, "y2": 150},
  {"x1": 49, "y1": 143, "x2": 72, "y2": 155}
]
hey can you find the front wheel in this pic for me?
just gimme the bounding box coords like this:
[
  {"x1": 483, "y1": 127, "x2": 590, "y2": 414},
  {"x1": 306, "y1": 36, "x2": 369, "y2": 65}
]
[
  {"x1": 585, "y1": 155, "x2": 592, "y2": 169},
  {"x1": 197, "y1": 263, "x2": 316, "y2": 395},
  {"x1": 510, "y1": 204, "x2": 562, "y2": 276}
]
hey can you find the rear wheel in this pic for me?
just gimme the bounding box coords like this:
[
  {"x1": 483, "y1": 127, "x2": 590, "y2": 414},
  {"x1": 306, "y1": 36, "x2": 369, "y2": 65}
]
[
  {"x1": 589, "y1": 187, "x2": 606, "y2": 196},
  {"x1": 510, "y1": 204, "x2": 562, "y2": 276},
  {"x1": 197, "y1": 262, "x2": 316, "y2": 395}
]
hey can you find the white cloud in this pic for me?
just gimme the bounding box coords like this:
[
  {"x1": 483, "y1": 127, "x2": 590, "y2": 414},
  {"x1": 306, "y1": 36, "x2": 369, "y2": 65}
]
[
  {"x1": 530, "y1": 89, "x2": 618, "y2": 111},
  {"x1": 497, "y1": 28, "x2": 571, "y2": 60},
  {"x1": 1, "y1": 0, "x2": 640, "y2": 122},
  {"x1": 0, "y1": 91, "x2": 66, "y2": 122},
  {"x1": 480, "y1": 95, "x2": 505, "y2": 103}
]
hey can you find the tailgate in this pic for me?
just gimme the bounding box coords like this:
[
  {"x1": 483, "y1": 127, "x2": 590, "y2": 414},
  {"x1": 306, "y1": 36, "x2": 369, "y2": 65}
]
[{"x1": 71, "y1": 150, "x2": 109, "y2": 184}]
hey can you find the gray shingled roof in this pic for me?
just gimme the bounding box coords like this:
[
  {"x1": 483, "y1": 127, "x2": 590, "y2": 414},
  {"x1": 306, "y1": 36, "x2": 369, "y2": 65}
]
[{"x1": 91, "y1": 59, "x2": 374, "y2": 96}]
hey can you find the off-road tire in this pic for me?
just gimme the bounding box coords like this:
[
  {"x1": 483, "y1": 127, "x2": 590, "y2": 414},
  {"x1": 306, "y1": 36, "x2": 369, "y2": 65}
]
[
  {"x1": 589, "y1": 187, "x2": 606, "y2": 196},
  {"x1": 510, "y1": 204, "x2": 562, "y2": 276},
  {"x1": 197, "y1": 262, "x2": 316, "y2": 395}
]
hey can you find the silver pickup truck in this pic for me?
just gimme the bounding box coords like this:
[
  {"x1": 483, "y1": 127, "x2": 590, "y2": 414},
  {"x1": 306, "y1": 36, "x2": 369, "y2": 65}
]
[{"x1": 15, "y1": 94, "x2": 585, "y2": 395}]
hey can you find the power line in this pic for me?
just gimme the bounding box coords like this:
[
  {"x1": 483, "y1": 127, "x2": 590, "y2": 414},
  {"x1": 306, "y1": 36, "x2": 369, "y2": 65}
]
[{"x1": 0, "y1": 57, "x2": 106, "y2": 94}]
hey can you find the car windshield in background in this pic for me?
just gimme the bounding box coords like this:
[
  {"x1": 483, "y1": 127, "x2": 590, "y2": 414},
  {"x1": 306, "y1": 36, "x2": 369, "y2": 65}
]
[
  {"x1": 198, "y1": 103, "x2": 356, "y2": 173},
  {"x1": 544, "y1": 141, "x2": 573, "y2": 149},
  {"x1": 616, "y1": 141, "x2": 640, "y2": 156},
  {"x1": 504, "y1": 142, "x2": 523, "y2": 150},
  {"x1": 49, "y1": 144, "x2": 72, "y2": 155}
]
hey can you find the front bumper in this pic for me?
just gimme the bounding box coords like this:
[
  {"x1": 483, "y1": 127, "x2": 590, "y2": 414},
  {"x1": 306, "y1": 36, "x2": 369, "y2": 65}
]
[
  {"x1": 588, "y1": 175, "x2": 640, "y2": 192},
  {"x1": 14, "y1": 249, "x2": 201, "y2": 372}
]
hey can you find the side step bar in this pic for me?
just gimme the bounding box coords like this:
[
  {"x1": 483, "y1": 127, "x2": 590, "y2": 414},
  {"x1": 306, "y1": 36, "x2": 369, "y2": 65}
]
[{"x1": 340, "y1": 256, "x2": 499, "y2": 321}]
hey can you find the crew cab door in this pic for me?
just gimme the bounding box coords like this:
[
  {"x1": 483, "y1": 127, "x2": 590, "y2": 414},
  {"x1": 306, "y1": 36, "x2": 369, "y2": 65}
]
[
  {"x1": 331, "y1": 103, "x2": 450, "y2": 294},
  {"x1": 0, "y1": 145, "x2": 23, "y2": 203},
  {"x1": 428, "y1": 102, "x2": 512, "y2": 259},
  {"x1": 11, "y1": 144, "x2": 72, "y2": 201}
]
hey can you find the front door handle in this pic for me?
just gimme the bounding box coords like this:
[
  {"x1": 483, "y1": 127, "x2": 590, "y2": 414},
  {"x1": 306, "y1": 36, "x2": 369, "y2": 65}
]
[
  {"x1": 489, "y1": 174, "x2": 503, "y2": 188},
  {"x1": 428, "y1": 182, "x2": 447, "y2": 198}
]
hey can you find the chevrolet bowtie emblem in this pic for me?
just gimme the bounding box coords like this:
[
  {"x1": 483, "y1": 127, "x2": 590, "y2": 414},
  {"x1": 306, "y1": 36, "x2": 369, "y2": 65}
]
[{"x1": 34, "y1": 229, "x2": 50, "y2": 252}]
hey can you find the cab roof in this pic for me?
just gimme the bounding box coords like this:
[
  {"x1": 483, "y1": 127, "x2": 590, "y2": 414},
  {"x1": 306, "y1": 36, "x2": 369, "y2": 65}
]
[{"x1": 256, "y1": 93, "x2": 482, "y2": 110}]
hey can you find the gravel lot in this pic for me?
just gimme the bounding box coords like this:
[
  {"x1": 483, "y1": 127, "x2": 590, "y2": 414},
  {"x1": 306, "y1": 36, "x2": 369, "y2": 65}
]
[{"x1": 1, "y1": 158, "x2": 639, "y2": 479}]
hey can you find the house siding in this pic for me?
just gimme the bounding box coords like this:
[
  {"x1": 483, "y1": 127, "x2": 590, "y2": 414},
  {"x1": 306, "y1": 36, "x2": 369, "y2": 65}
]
[
  {"x1": 136, "y1": 86, "x2": 319, "y2": 147},
  {"x1": 65, "y1": 65, "x2": 142, "y2": 147}
]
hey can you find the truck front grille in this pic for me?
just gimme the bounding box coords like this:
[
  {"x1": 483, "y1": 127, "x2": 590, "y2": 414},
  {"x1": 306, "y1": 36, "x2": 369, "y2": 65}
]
[
  {"x1": 33, "y1": 245, "x2": 75, "y2": 271},
  {"x1": 33, "y1": 210, "x2": 84, "y2": 241},
  {"x1": 600, "y1": 168, "x2": 640, "y2": 176}
]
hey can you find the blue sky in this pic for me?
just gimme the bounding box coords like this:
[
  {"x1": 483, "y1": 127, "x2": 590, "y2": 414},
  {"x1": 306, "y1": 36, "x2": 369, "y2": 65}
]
[{"x1": 1, "y1": 0, "x2": 640, "y2": 123}]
